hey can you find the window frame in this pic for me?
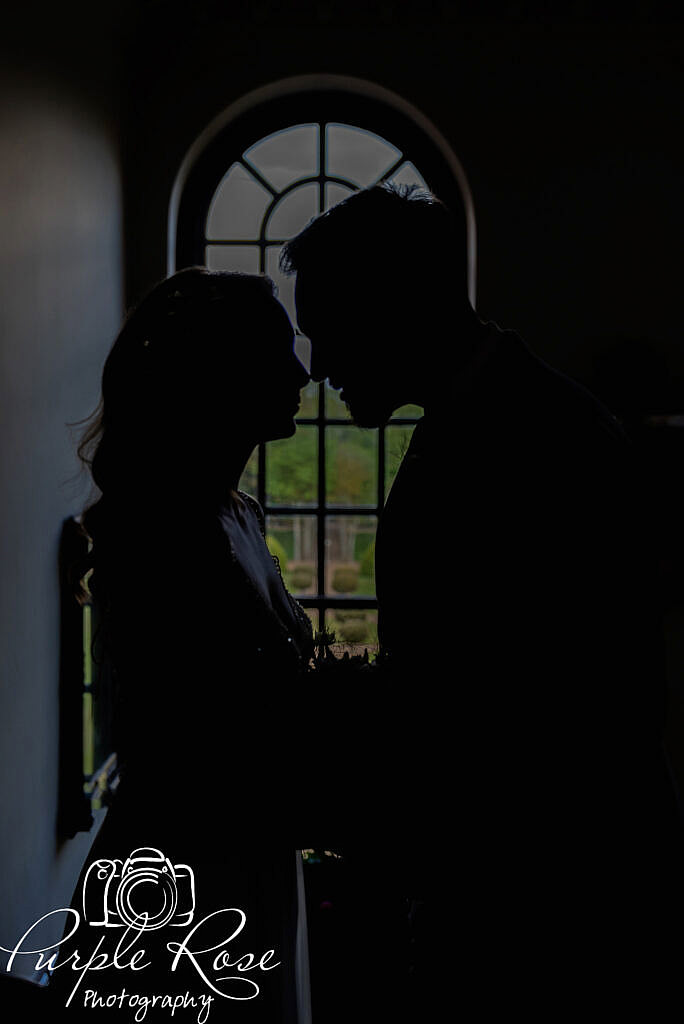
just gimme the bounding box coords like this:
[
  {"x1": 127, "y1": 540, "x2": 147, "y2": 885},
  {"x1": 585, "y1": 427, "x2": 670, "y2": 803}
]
[
  {"x1": 174, "y1": 86, "x2": 475, "y2": 285},
  {"x1": 58, "y1": 517, "x2": 118, "y2": 837}
]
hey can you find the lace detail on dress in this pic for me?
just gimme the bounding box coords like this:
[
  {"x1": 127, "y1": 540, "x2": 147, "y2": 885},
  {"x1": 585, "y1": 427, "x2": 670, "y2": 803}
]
[{"x1": 226, "y1": 491, "x2": 313, "y2": 665}]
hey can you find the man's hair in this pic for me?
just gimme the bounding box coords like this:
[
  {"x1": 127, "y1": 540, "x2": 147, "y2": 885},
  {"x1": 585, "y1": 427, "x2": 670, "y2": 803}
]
[{"x1": 280, "y1": 181, "x2": 468, "y2": 299}]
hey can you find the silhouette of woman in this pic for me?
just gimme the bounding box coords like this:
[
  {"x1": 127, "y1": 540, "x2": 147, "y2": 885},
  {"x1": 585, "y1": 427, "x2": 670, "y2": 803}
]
[{"x1": 57, "y1": 268, "x2": 313, "y2": 1022}]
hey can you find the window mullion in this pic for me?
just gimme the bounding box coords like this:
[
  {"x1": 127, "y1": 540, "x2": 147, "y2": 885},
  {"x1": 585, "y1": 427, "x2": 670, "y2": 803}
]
[
  {"x1": 375, "y1": 153, "x2": 406, "y2": 185},
  {"x1": 240, "y1": 157, "x2": 278, "y2": 197}
]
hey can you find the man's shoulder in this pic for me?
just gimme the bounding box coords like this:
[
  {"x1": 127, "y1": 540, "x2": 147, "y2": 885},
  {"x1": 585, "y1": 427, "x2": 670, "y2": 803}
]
[
  {"x1": 532, "y1": 356, "x2": 625, "y2": 450},
  {"x1": 484, "y1": 323, "x2": 628, "y2": 452}
]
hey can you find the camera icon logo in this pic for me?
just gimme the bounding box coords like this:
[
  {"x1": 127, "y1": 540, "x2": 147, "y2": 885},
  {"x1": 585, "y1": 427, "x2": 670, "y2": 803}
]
[{"x1": 82, "y1": 847, "x2": 195, "y2": 931}]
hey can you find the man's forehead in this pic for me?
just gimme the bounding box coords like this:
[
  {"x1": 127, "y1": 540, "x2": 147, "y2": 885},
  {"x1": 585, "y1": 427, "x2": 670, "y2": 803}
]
[
  {"x1": 294, "y1": 268, "x2": 324, "y2": 300},
  {"x1": 295, "y1": 269, "x2": 365, "y2": 310},
  {"x1": 293, "y1": 271, "x2": 332, "y2": 325}
]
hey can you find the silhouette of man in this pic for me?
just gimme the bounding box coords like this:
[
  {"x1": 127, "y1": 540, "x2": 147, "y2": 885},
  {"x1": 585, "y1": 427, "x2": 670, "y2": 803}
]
[{"x1": 281, "y1": 183, "x2": 682, "y2": 1014}]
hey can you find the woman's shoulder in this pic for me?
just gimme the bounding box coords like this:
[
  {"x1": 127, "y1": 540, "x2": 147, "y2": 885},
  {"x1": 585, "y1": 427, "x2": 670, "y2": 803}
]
[
  {"x1": 217, "y1": 490, "x2": 265, "y2": 534},
  {"x1": 236, "y1": 490, "x2": 265, "y2": 531}
]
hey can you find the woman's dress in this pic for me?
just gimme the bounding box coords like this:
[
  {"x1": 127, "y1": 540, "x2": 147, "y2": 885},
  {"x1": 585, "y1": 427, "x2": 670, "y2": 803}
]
[{"x1": 51, "y1": 492, "x2": 313, "y2": 1023}]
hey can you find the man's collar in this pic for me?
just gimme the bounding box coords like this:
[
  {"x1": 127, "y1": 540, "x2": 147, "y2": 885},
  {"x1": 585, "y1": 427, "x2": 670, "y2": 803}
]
[{"x1": 454, "y1": 318, "x2": 529, "y2": 404}]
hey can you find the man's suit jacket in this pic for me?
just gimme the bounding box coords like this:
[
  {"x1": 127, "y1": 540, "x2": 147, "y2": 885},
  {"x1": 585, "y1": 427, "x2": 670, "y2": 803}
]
[{"x1": 374, "y1": 322, "x2": 682, "y2": 958}]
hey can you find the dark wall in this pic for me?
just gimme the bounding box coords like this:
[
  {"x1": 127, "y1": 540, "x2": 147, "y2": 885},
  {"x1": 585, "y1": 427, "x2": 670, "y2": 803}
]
[{"x1": 0, "y1": 5, "x2": 124, "y2": 972}]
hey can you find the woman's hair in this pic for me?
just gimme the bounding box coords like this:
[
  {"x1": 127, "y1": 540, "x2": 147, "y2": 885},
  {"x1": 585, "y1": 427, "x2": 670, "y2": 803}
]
[
  {"x1": 79, "y1": 267, "x2": 275, "y2": 493},
  {"x1": 76, "y1": 266, "x2": 277, "y2": 615}
]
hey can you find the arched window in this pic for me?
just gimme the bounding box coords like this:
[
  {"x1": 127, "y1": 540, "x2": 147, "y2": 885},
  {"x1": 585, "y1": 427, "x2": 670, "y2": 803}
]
[{"x1": 171, "y1": 78, "x2": 475, "y2": 648}]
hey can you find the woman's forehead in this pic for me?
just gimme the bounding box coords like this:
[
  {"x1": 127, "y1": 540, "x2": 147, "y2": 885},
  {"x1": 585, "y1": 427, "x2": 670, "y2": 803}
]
[
  {"x1": 245, "y1": 296, "x2": 294, "y2": 348},
  {"x1": 263, "y1": 294, "x2": 293, "y2": 332}
]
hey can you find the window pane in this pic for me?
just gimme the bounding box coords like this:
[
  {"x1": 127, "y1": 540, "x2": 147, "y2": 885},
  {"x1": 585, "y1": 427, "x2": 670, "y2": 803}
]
[
  {"x1": 385, "y1": 424, "x2": 417, "y2": 497},
  {"x1": 206, "y1": 162, "x2": 272, "y2": 240},
  {"x1": 294, "y1": 336, "x2": 313, "y2": 378},
  {"x1": 324, "y1": 382, "x2": 351, "y2": 420},
  {"x1": 385, "y1": 161, "x2": 428, "y2": 190},
  {"x1": 239, "y1": 446, "x2": 259, "y2": 496},
  {"x1": 266, "y1": 515, "x2": 318, "y2": 596},
  {"x1": 325, "y1": 516, "x2": 377, "y2": 596},
  {"x1": 83, "y1": 689, "x2": 94, "y2": 777},
  {"x1": 244, "y1": 124, "x2": 318, "y2": 192},
  {"x1": 266, "y1": 425, "x2": 317, "y2": 506},
  {"x1": 296, "y1": 378, "x2": 318, "y2": 418},
  {"x1": 205, "y1": 245, "x2": 260, "y2": 273},
  {"x1": 325, "y1": 182, "x2": 354, "y2": 211},
  {"x1": 304, "y1": 607, "x2": 321, "y2": 635},
  {"x1": 326, "y1": 124, "x2": 401, "y2": 187},
  {"x1": 266, "y1": 183, "x2": 319, "y2": 240},
  {"x1": 326, "y1": 427, "x2": 377, "y2": 506},
  {"x1": 325, "y1": 608, "x2": 378, "y2": 655}
]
